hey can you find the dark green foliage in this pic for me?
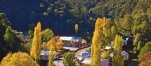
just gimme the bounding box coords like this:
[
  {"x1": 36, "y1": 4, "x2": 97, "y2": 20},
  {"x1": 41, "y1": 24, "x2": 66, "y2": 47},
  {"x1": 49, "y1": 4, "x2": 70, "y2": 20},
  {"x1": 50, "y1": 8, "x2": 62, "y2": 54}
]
[{"x1": 63, "y1": 52, "x2": 75, "y2": 66}]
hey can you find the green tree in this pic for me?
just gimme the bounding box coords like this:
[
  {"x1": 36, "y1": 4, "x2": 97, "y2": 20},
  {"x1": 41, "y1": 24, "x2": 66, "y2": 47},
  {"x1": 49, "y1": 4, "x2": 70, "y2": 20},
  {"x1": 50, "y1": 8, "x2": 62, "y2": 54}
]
[
  {"x1": 28, "y1": 30, "x2": 33, "y2": 39},
  {"x1": 0, "y1": 52, "x2": 39, "y2": 66},
  {"x1": 30, "y1": 22, "x2": 42, "y2": 63},
  {"x1": 63, "y1": 52, "x2": 75, "y2": 66},
  {"x1": 112, "y1": 35, "x2": 124, "y2": 66},
  {"x1": 41, "y1": 28, "x2": 54, "y2": 42},
  {"x1": 138, "y1": 42, "x2": 151, "y2": 61},
  {"x1": 48, "y1": 44, "x2": 55, "y2": 66},
  {"x1": 4, "y1": 26, "x2": 14, "y2": 44}
]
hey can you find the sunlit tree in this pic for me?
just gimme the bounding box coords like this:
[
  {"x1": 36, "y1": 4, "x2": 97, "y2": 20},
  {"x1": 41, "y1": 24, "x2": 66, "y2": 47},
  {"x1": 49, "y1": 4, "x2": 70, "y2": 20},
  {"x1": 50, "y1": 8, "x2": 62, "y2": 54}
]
[
  {"x1": 30, "y1": 22, "x2": 42, "y2": 63},
  {"x1": 112, "y1": 35, "x2": 124, "y2": 66},
  {"x1": 0, "y1": 52, "x2": 39, "y2": 66},
  {"x1": 91, "y1": 18, "x2": 102, "y2": 66},
  {"x1": 75, "y1": 24, "x2": 78, "y2": 35}
]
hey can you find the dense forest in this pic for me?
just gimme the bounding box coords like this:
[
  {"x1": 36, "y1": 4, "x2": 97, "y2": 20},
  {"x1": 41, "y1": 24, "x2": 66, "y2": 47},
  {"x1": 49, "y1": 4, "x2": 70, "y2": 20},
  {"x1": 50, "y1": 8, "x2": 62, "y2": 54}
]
[
  {"x1": 1, "y1": 0, "x2": 150, "y2": 39},
  {"x1": 1, "y1": 0, "x2": 151, "y2": 65}
]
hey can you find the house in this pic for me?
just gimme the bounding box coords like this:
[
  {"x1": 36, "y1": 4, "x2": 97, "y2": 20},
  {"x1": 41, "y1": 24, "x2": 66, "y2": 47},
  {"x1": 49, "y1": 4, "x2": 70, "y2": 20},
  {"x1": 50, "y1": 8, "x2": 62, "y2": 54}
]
[
  {"x1": 60, "y1": 36, "x2": 74, "y2": 47},
  {"x1": 81, "y1": 58, "x2": 109, "y2": 66},
  {"x1": 59, "y1": 36, "x2": 82, "y2": 47},
  {"x1": 40, "y1": 50, "x2": 57, "y2": 60},
  {"x1": 110, "y1": 51, "x2": 129, "y2": 60}
]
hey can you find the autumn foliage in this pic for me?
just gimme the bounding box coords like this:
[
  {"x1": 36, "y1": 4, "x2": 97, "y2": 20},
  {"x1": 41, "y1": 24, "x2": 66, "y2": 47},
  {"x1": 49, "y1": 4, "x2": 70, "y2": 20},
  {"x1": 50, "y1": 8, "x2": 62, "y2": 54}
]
[{"x1": 0, "y1": 52, "x2": 39, "y2": 66}]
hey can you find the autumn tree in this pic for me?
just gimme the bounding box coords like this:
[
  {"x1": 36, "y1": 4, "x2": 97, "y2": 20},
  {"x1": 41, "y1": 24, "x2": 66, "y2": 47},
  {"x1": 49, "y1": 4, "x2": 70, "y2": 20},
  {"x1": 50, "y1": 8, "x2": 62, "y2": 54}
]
[
  {"x1": 91, "y1": 18, "x2": 102, "y2": 66},
  {"x1": 63, "y1": 52, "x2": 75, "y2": 66},
  {"x1": 139, "y1": 52, "x2": 151, "y2": 66},
  {"x1": 138, "y1": 42, "x2": 151, "y2": 61},
  {"x1": 0, "y1": 52, "x2": 39, "y2": 66},
  {"x1": 112, "y1": 35, "x2": 124, "y2": 66},
  {"x1": 47, "y1": 36, "x2": 63, "y2": 52},
  {"x1": 42, "y1": 28, "x2": 54, "y2": 42},
  {"x1": 48, "y1": 44, "x2": 55, "y2": 66},
  {"x1": 30, "y1": 22, "x2": 42, "y2": 63},
  {"x1": 75, "y1": 24, "x2": 78, "y2": 35}
]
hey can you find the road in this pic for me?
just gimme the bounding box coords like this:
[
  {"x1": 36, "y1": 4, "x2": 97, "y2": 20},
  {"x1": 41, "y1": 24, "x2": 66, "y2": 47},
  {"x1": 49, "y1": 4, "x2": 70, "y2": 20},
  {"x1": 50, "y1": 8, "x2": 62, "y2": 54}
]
[
  {"x1": 53, "y1": 47, "x2": 90, "y2": 66},
  {"x1": 75, "y1": 47, "x2": 90, "y2": 57}
]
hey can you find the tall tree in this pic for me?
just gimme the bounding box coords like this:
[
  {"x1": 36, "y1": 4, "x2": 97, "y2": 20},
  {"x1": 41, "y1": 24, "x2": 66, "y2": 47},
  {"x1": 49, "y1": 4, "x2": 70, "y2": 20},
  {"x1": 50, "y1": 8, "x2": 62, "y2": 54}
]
[
  {"x1": 30, "y1": 22, "x2": 42, "y2": 63},
  {"x1": 75, "y1": 24, "x2": 78, "y2": 35},
  {"x1": 63, "y1": 52, "x2": 75, "y2": 66},
  {"x1": 91, "y1": 18, "x2": 102, "y2": 66},
  {"x1": 48, "y1": 44, "x2": 55, "y2": 66},
  {"x1": 112, "y1": 35, "x2": 124, "y2": 66}
]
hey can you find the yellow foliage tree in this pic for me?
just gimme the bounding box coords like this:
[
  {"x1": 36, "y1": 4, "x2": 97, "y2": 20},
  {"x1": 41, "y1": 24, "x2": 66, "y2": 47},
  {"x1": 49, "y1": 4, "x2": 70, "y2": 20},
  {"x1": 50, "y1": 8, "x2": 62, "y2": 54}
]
[
  {"x1": 91, "y1": 18, "x2": 102, "y2": 66},
  {"x1": 75, "y1": 24, "x2": 78, "y2": 35},
  {"x1": 112, "y1": 35, "x2": 124, "y2": 66},
  {"x1": 47, "y1": 36, "x2": 63, "y2": 52},
  {"x1": 0, "y1": 52, "x2": 39, "y2": 66},
  {"x1": 30, "y1": 22, "x2": 42, "y2": 63}
]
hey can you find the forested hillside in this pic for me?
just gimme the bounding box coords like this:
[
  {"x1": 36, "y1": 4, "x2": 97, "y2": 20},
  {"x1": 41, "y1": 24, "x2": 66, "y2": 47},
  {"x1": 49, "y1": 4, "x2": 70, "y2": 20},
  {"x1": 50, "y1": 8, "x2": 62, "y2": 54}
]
[{"x1": 0, "y1": 0, "x2": 151, "y2": 41}]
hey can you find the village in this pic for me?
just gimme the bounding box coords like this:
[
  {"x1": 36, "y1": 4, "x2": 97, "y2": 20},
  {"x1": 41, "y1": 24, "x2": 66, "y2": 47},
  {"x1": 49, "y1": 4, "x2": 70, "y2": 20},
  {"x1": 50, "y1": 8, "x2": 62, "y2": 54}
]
[{"x1": 36, "y1": 34, "x2": 135, "y2": 66}]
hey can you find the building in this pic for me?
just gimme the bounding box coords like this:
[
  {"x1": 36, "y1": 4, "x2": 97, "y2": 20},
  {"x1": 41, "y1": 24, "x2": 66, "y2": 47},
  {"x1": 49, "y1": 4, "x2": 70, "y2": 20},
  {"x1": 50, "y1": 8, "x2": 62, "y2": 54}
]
[
  {"x1": 59, "y1": 36, "x2": 82, "y2": 47},
  {"x1": 110, "y1": 51, "x2": 129, "y2": 60},
  {"x1": 40, "y1": 50, "x2": 57, "y2": 60},
  {"x1": 81, "y1": 58, "x2": 109, "y2": 66}
]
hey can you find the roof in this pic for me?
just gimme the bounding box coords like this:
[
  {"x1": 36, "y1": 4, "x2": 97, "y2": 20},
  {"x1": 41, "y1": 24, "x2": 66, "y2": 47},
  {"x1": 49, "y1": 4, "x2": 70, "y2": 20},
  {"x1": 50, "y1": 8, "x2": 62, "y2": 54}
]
[
  {"x1": 105, "y1": 46, "x2": 111, "y2": 49},
  {"x1": 60, "y1": 36, "x2": 73, "y2": 41},
  {"x1": 41, "y1": 50, "x2": 55, "y2": 55},
  {"x1": 81, "y1": 52, "x2": 90, "y2": 58}
]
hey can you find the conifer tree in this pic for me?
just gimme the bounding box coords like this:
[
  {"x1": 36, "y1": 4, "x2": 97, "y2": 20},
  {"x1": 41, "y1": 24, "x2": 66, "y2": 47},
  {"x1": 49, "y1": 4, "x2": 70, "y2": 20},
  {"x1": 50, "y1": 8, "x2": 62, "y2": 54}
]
[
  {"x1": 91, "y1": 18, "x2": 101, "y2": 66},
  {"x1": 112, "y1": 35, "x2": 124, "y2": 66},
  {"x1": 30, "y1": 22, "x2": 42, "y2": 63}
]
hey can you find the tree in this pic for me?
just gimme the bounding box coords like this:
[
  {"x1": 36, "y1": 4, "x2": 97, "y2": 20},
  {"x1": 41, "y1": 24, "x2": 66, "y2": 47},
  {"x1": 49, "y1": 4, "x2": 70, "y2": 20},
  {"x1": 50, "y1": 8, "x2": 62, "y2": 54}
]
[
  {"x1": 47, "y1": 36, "x2": 63, "y2": 51},
  {"x1": 28, "y1": 30, "x2": 33, "y2": 39},
  {"x1": 91, "y1": 18, "x2": 102, "y2": 66},
  {"x1": 48, "y1": 44, "x2": 55, "y2": 66},
  {"x1": 63, "y1": 52, "x2": 75, "y2": 66},
  {"x1": 139, "y1": 52, "x2": 151, "y2": 66},
  {"x1": 30, "y1": 22, "x2": 42, "y2": 63},
  {"x1": 41, "y1": 28, "x2": 54, "y2": 42},
  {"x1": 138, "y1": 42, "x2": 151, "y2": 61},
  {"x1": 0, "y1": 52, "x2": 39, "y2": 66},
  {"x1": 112, "y1": 35, "x2": 124, "y2": 66},
  {"x1": 4, "y1": 26, "x2": 14, "y2": 44},
  {"x1": 111, "y1": 26, "x2": 118, "y2": 39},
  {"x1": 75, "y1": 24, "x2": 78, "y2": 35}
]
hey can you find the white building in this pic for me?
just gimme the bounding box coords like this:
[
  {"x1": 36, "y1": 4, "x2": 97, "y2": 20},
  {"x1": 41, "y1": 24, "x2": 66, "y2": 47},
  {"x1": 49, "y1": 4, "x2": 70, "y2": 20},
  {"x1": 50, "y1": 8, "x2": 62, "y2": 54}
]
[
  {"x1": 81, "y1": 58, "x2": 109, "y2": 66},
  {"x1": 59, "y1": 36, "x2": 82, "y2": 47}
]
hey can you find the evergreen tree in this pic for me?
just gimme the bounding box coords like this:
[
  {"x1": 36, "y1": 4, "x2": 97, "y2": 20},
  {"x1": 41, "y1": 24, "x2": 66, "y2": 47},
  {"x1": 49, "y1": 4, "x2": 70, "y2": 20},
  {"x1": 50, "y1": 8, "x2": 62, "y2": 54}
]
[
  {"x1": 30, "y1": 22, "x2": 42, "y2": 63},
  {"x1": 112, "y1": 35, "x2": 124, "y2": 66}
]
